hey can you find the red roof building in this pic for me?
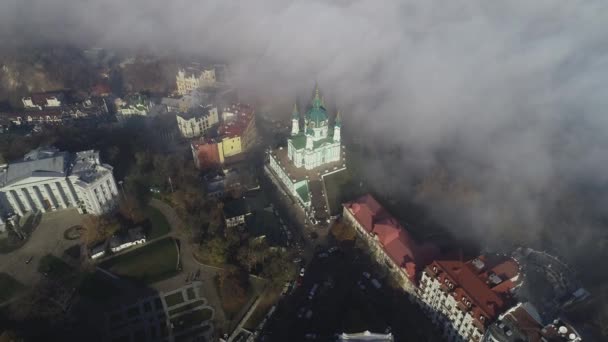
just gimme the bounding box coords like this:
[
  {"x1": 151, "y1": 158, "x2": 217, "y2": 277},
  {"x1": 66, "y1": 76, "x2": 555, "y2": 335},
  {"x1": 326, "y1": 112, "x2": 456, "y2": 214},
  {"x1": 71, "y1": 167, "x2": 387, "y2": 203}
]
[
  {"x1": 418, "y1": 255, "x2": 520, "y2": 341},
  {"x1": 191, "y1": 139, "x2": 222, "y2": 170},
  {"x1": 91, "y1": 83, "x2": 112, "y2": 97},
  {"x1": 343, "y1": 194, "x2": 439, "y2": 286}
]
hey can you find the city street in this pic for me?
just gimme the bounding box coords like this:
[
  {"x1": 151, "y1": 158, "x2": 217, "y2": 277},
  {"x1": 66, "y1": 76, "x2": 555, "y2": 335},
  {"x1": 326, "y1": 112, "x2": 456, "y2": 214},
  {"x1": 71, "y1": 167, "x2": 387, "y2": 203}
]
[{"x1": 257, "y1": 242, "x2": 443, "y2": 341}]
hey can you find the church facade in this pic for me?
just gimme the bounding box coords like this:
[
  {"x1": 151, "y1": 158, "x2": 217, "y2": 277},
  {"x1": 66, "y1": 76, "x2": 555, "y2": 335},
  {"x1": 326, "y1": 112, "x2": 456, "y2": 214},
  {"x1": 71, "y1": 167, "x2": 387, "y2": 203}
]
[{"x1": 267, "y1": 86, "x2": 345, "y2": 224}]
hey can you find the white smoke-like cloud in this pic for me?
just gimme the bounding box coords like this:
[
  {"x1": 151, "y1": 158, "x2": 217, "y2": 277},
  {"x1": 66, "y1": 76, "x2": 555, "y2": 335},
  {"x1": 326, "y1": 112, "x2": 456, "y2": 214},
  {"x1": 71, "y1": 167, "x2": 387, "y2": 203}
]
[{"x1": 2, "y1": 0, "x2": 608, "y2": 259}]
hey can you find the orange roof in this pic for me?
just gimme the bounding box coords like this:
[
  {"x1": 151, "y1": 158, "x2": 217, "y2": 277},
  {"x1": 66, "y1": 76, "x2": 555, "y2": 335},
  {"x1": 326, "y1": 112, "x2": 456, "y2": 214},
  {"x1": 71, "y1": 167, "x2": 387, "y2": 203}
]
[
  {"x1": 429, "y1": 256, "x2": 519, "y2": 325},
  {"x1": 345, "y1": 194, "x2": 439, "y2": 280}
]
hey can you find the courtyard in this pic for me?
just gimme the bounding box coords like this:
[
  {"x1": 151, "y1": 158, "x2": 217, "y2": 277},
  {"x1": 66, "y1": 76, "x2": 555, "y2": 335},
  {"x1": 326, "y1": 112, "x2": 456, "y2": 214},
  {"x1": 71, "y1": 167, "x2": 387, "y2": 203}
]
[{"x1": 0, "y1": 208, "x2": 83, "y2": 300}]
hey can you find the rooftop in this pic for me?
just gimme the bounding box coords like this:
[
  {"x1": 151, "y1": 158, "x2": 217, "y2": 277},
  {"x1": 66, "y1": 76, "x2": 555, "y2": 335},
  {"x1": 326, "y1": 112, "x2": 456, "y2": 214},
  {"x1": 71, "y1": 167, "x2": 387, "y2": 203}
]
[
  {"x1": 0, "y1": 148, "x2": 111, "y2": 188},
  {"x1": 344, "y1": 194, "x2": 439, "y2": 280},
  {"x1": 269, "y1": 146, "x2": 345, "y2": 184},
  {"x1": 223, "y1": 197, "x2": 250, "y2": 219},
  {"x1": 426, "y1": 255, "x2": 520, "y2": 326},
  {"x1": 175, "y1": 105, "x2": 215, "y2": 120},
  {"x1": 337, "y1": 331, "x2": 394, "y2": 342},
  {"x1": 219, "y1": 103, "x2": 255, "y2": 138},
  {"x1": 0, "y1": 147, "x2": 68, "y2": 187}
]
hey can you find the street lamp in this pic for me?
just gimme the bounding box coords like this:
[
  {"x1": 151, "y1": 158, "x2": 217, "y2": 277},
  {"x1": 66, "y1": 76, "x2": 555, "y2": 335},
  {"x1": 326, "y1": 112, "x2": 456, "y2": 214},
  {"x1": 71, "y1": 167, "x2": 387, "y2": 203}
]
[{"x1": 118, "y1": 180, "x2": 126, "y2": 200}]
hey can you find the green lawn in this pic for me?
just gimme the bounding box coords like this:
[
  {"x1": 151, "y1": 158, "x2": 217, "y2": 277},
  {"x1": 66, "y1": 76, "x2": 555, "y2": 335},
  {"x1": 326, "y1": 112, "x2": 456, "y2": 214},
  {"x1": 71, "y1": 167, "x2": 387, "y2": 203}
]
[
  {"x1": 323, "y1": 169, "x2": 365, "y2": 216},
  {"x1": 0, "y1": 273, "x2": 24, "y2": 303},
  {"x1": 165, "y1": 291, "x2": 185, "y2": 307},
  {"x1": 170, "y1": 309, "x2": 213, "y2": 333},
  {"x1": 168, "y1": 300, "x2": 206, "y2": 316},
  {"x1": 144, "y1": 206, "x2": 171, "y2": 239},
  {"x1": 37, "y1": 254, "x2": 73, "y2": 279},
  {"x1": 100, "y1": 237, "x2": 179, "y2": 284}
]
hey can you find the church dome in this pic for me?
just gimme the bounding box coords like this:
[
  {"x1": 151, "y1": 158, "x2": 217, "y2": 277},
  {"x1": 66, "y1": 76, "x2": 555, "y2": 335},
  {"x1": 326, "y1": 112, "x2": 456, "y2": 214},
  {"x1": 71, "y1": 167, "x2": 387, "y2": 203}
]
[{"x1": 306, "y1": 86, "x2": 328, "y2": 127}]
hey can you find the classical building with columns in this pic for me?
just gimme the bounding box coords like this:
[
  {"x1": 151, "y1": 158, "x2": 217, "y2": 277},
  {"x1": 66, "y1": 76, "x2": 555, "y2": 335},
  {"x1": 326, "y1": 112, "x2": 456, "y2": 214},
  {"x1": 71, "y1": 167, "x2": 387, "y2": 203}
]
[{"x1": 0, "y1": 147, "x2": 119, "y2": 217}]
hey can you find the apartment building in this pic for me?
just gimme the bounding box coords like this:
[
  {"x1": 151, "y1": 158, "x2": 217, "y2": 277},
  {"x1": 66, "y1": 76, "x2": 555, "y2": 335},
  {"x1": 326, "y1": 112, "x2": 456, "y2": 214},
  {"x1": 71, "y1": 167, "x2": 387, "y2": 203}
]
[
  {"x1": 417, "y1": 256, "x2": 520, "y2": 342},
  {"x1": 342, "y1": 194, "x2": 439, "y2": 294},
  {"x1": 176, "y1": 105, "x2": 219, "y2": 138}
]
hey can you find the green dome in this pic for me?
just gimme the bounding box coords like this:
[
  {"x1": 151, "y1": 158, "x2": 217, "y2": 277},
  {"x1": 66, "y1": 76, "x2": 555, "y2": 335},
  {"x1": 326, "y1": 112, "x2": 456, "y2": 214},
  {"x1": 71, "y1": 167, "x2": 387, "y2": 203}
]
[{"x1": 306, "y1": 86, "x2": 328, "y2": 126}]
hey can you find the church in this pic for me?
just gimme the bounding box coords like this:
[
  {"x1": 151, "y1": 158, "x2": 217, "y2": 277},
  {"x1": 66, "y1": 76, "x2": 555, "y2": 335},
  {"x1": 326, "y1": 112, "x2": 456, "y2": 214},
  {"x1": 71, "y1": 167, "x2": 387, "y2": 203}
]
[{"x1": 267, "y1": 86, "x2": 346, "y2": 225}]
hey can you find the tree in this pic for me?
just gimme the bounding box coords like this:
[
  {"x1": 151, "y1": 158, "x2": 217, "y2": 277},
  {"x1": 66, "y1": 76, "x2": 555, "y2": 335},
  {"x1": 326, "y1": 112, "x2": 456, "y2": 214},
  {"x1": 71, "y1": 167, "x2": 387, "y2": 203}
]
[
  {"x1": 217, "y1": 265, "x2": 250, "y2": 317},
  {"x1": 81, "y1": 215, "x2": 120, "y2": 245},
  {"x1": 262, "y1": 250, "x2": 297, "y2": 288},
  {"x1": 331, "y1": 221, "x2": 356, "y2": 241},
  {"x1": 118, "y1": 195, "x2": 145, "y2": 224},
  {"x1": 198, "y1": 237, "x2": 230, "y2": 266},
  {"x1": 236, "y1": 238, "x2": 269, "y2": 273}
]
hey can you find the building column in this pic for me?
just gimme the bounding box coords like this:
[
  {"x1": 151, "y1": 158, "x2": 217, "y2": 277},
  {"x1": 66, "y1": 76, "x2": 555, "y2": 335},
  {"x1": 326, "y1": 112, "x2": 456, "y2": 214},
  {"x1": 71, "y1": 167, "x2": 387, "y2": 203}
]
[
  {"x1": 20, "y1": 188, "x2": 35, "y2": 212},
  {"x1": 6, "y1": 190, "x2": 24, "y2": 216},
  {"x1": 49, "y1": 182, "x2": 67, "y2": 209},
  {"x1": 31, "y1": 186, "x2": 46, "y2": 212},
  {"x1": 107, "y1": 177, "x2": 119, "y2": 196},
  {"x1": 41, "y1": 184, "x2": 57, "y2": 210},
  {"x1": 65, "y1": 180, "x2": 79, "y2": 208}
]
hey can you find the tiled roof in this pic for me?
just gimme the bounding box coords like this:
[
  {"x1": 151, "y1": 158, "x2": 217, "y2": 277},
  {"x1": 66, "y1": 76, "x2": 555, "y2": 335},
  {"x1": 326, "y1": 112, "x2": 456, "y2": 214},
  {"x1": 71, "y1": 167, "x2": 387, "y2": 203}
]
[
  {"x1": 344, "y1": 194, "x2": 439, "y2": 280},
  {"x1": 290, "y1": 135, "x2": 306, "y2": 150},
  {"x1": 428, "y1": 255, "x2": 519, "y2": 326},
  {"x1": 219, "y1": 104, "x2": 254, "y2": 138}
]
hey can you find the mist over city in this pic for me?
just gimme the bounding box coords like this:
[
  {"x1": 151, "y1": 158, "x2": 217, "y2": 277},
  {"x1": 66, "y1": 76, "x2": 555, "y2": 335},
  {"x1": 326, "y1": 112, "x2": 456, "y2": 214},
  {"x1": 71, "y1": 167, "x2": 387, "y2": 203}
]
[{"x1": 0, "y1": 1, "x2": 606, "y2": 341}]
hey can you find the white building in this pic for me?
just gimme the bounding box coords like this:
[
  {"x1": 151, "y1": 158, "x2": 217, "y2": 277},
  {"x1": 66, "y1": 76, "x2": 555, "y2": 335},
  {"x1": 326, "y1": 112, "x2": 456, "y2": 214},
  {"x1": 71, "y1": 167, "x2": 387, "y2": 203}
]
[
  {"x1": 115, "y1": 95, "x2": 149, "y2": 118},
  {"x1": 417, "y1": 257, "x2": 520, "y2": 342},
  {"x1": 176, "y1": 65, "x2": 216, "y2": 95},
  {"x1": 22, "y1": 94, "x2": 63, "y2": 110},
  {"x1": 176, "y1": 105, "x2": 219, "y2": 138},
  {"x1": 109, "y1": 227, "x2": 146, "y2": 253},
  {"x1": 89, "y1": 242, "x2": 106, "y2": 259},
  {"x1": 337, "y1": 331, "x2": 394, "y2": 341},
  {"x1": 266, "y1": 86, "x2": 346, "y2": 224},
  {"x1": 223, "y1": 197, "x2": 250, "y2": 228},
  {"x1": 0, "y1": 148, "x2": 119, "y2": 217}
]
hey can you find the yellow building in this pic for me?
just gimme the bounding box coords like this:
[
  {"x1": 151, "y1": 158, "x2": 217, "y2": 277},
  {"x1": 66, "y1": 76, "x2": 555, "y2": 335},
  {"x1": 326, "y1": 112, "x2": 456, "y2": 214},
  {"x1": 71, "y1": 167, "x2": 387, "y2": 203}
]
[{"x1": 221, "y1": 136, "x2": 242, "y2": 158}]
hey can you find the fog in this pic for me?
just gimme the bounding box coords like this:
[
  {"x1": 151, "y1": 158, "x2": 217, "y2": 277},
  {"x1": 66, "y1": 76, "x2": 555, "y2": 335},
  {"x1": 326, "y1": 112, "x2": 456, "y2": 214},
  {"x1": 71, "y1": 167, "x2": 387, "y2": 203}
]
[{"x1": 2, "y1": 1, "x2": 608, "y2": 262}]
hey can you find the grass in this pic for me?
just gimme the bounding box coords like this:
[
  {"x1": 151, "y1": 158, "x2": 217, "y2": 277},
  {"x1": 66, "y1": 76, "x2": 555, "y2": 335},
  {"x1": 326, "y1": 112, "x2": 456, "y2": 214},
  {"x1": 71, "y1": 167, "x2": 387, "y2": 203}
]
[
  {"x1": 168, "y1": 300, "x2": 205, "y2": 316},
  {"x1": 186, "y1": 287, "x2": 196, "y2": 300},
  {"x1": 170, "y1": 309, "x2": 213, "y2": 334},
  {"x1": 100, "y1": 237, "x2": 179, "y2": 284},
  {"x1": 323, "y1": 168, "x2": 365, "y2": 216},
  {"x1": 37, "y1": 254, "x2": 73, "y2": 279},
  {"x1": 144, "y1": 206, "x2": 171, "y2": 239},
  {"x1": 0, "y1": 273, "x2": 25, "y2": 303},
  {"x1": 165, "y1": 292, "x2": 185, "y2": 307}
]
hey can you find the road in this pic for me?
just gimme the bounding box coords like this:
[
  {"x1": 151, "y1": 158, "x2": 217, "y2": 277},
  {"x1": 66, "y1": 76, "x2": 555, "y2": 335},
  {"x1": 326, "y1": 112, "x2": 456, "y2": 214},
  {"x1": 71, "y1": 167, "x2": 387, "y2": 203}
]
[{"x1": 0, "y1": 209, "x2": 82, "y2": 289}]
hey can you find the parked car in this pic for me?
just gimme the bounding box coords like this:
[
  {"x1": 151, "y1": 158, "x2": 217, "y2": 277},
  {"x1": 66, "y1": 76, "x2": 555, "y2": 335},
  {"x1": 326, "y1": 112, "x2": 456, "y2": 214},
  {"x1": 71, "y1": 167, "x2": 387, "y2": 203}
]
[
  {"x1": 300, "y1": 267, "x2": 306, "y2": 277},
  {"x1": 357, "y1": 280, "x2": 366, "y2": 290},
  {"x1": 305, "y1": 333, "x2": 317, "y2": 339},
  {"x1": 305, "y1": 310, "x2": 313, "y2": 319},
  {"x1": 371, "y1": 278, "x2": 382, "y2": 289},
  {"x1": 293, "y1": 257, "x2": 302, "y2": 264},
  {"x1": 362, "y1": 272, "x2": 371, "y2": 279},
  {"x1": 318, "y1": 253, "x2": 329, "y2": 259},
  {"x1": 25, "y1": 256, "x2": 33, "y2": 264},
  {"x1": 328, "y1": 246, "x2": 339, "y2": 254},
  {"x1": 297, "y1": 307, "x2": 307, "y2": 318}
]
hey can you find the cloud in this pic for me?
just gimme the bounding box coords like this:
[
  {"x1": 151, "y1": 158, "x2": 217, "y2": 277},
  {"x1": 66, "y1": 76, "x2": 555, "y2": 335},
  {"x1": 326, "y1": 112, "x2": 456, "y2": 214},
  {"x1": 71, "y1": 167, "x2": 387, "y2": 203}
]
[{"x1": 3, "y1": 0, "x2": 608, "y2": 260}]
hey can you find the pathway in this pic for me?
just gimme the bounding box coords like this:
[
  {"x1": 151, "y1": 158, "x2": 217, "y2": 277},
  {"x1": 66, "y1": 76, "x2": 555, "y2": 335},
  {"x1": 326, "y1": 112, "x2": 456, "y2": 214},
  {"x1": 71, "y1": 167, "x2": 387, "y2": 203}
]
[{"x1": 148, "y1": 198, "x2": 228, "y2": 335}]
